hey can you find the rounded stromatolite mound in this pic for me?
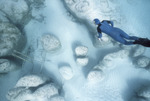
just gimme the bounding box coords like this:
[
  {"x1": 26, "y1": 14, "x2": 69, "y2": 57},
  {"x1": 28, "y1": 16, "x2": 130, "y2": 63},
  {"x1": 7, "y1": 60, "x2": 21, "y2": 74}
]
[
  {"x1": 0, "y1": 22, "x2": 25, "y2": 57},
  {"x1": 41, "y1": 34, "x2": 61, "y2": 52},
  {"x1": 6, "y1": 87, "x2": 32, "y2": 101},
  {"x1": 6, "y1": 74, "x2": 62, "y2": 101},
  {"x1": 76, "y1": 57, "x2": 89, "y2": 66},
  {"x1": 0, "y1": 58, "x2": 20, "y2": 73},
  {"x1": 33, "y1": 83, "x2": 58, "y2": 99},
  {"x1": 15, "y1": 74, "x2": 49, "y2": 88},
  {"x1": 59, "y1": 65, "x2": 73, "y2": 80},
  {"x1": 100, "y1": 49, "x2": 130, "y2": 69},
  {"x1": 87, "y1": 69, "x2": 104, "y2": 82},
  {"x1": 137, "y1": 86, "x2": 150, "y2": 99},
  {"x1": 75, "y1": 1, "x2": 90, "y2": 12},
  {"x1": 75, "y1": 46, "x2": 88, "y2": 56},
  {"x1": 130, "y1": 85, "x2": 150, "y2": 101},
  {"x1": 132, "y1": 45, "x2": 145, "y2": 57},
  {"x1": 0, "y1": 0, "x2": 30, "y2": 25},
  {"x1": 136, "y1": 56, "x2": 150, "y2": 68}
]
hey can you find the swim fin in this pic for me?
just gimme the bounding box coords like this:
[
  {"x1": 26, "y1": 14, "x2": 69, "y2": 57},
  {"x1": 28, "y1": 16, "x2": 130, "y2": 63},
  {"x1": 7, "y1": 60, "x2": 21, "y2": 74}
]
[{"x1": 133, "y1": 38, "x2": 150, "y2": 47}]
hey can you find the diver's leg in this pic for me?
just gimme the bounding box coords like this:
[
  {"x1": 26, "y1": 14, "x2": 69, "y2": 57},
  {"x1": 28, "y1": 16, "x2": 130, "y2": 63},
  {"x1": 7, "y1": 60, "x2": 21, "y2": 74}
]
[
  {"x1": 115, "y1": 35, "x2": 134, "y2": 45},
  {"x1": 119, "y1": 29, "x2": 139, "y2": 40},
  {"x1": 120, "y1": 39, "x2": 133, "y2": 45}
]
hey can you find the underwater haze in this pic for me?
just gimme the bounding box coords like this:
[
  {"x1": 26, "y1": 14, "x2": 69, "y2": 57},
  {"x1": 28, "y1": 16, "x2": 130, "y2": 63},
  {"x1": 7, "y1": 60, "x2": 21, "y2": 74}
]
[{"x1": 0, "y1": 0, "x2": 150, "y2": 101}]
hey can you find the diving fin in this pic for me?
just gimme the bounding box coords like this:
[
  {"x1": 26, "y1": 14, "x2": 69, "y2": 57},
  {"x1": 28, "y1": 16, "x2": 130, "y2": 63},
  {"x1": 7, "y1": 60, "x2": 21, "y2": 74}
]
[{"x1": 133, "y1": 38, "x2": 150, "y2": 47}]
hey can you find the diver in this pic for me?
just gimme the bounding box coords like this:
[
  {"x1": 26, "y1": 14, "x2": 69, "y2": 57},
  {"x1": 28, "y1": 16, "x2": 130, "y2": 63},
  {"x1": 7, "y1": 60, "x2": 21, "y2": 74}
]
[{"x1": 93, "y1": 18, "x2": 150, "y2": 47}]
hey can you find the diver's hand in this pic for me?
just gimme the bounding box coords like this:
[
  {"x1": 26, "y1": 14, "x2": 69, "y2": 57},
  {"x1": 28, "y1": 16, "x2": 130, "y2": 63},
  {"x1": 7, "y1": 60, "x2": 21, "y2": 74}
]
[{"x1": 98, "y1": 38, "x2": 103, "y2": 41}]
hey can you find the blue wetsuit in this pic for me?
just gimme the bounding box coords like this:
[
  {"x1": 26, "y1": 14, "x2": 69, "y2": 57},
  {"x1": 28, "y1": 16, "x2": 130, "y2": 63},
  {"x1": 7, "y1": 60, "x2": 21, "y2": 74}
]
[{"x1": 96, "y1": 20, "x2": 139, "y2": 45}]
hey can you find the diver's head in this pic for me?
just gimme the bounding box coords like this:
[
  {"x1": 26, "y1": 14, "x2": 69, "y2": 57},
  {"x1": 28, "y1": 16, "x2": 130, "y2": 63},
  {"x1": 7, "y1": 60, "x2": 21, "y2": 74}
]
[{"x1": 93, "y1": 18, "x2": 100, "y2": 25}]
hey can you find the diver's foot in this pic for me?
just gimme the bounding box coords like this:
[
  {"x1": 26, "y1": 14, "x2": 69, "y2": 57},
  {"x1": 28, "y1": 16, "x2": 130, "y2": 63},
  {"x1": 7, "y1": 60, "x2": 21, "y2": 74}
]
[
  {"x1": 133, "y1": 38, "x2": 148, "y2": 44},
  {"x1": 133, "y1": 38, "x2": 150, "y2": 47},
  {"x1": 133, "y1": 39, "x2": 142, "y2": 44}
]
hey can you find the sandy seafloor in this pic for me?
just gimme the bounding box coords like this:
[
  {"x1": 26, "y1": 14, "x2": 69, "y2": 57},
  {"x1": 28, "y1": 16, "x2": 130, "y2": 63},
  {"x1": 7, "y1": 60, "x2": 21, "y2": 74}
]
[{"x1": 0, "y1": 0, "x2": 150, "y2": 101}]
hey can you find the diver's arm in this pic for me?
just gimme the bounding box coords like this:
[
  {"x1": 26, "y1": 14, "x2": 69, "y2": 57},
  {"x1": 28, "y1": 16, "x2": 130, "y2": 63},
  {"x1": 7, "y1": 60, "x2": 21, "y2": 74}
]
[
  {"x1": 109, "y1": 21, "x2": 114, "y2": 27},
  {"x1": 97, "y1": 32, "x2": 102, "y2": 40},
  {"x1": 97, "y1": 25, "x2": 102, "y2": 39},
  {"x1": 102, "y1": 20, "x2": 114, "y2": 27}
]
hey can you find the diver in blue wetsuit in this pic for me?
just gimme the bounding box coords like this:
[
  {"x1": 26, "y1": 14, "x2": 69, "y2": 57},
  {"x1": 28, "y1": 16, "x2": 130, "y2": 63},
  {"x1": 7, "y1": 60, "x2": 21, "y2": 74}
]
[{"x1": 93, "y1": 18, "x2": 140, "y2": 45}]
